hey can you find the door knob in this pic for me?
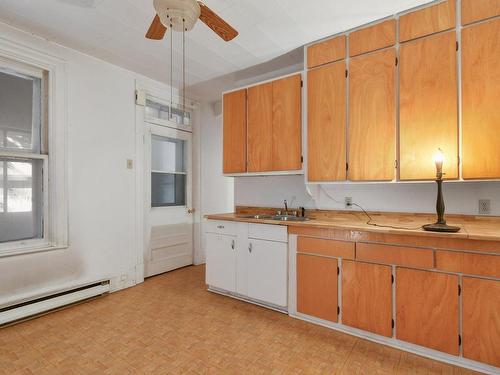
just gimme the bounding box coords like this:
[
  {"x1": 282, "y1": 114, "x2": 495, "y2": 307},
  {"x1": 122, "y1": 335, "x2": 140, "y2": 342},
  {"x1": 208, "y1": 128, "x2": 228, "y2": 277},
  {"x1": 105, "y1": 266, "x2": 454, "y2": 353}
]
[{"x1": 187, "y1": 208, "x2": 195, "y2": 214}]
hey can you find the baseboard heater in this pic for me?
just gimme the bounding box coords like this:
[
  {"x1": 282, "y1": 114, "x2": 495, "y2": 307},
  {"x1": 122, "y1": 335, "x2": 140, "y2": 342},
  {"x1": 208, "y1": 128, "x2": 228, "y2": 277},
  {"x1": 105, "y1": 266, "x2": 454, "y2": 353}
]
[{"x1": 0, "y1": 280, "x2": 110, "y2": 327}]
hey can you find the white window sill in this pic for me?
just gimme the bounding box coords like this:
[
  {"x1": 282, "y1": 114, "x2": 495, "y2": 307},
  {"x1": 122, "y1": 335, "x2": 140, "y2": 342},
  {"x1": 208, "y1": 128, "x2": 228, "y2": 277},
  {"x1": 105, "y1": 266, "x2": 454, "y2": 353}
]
[{"x1": 0, "y1": 240, "x2": 68, "y2": 258}]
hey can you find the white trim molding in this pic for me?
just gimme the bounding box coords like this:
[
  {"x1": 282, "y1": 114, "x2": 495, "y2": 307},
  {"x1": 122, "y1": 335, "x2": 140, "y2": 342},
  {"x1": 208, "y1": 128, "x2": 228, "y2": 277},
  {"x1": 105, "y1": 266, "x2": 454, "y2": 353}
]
[{"x1": 0, "y1": 36, "x2": 69, "y2": 257}]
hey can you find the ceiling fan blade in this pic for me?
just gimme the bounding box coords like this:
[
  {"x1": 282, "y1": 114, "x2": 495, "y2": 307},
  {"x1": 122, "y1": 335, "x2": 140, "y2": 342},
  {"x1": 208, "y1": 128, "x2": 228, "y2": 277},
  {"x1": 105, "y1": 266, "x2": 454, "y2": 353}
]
[
  {"x1": 146, "y1": 14, "x2": 167, "y2": 40},
  {"x1": 198, "y1": 1, "x2": 238, "y2": 42}
]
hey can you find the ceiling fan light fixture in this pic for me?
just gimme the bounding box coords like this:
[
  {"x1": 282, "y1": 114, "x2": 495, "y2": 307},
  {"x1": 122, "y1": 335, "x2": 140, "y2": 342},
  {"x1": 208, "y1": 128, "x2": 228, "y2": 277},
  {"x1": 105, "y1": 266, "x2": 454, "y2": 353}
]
[{"x1": 153, "y1": 0, "x2": 200, "y2": 31}]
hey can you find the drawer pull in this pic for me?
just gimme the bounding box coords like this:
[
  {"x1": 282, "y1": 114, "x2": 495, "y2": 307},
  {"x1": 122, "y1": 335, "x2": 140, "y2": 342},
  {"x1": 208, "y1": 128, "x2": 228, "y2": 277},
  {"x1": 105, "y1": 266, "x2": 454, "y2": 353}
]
[{"x1": 217, "y1": 225, "x2": 225, "y2": 229}]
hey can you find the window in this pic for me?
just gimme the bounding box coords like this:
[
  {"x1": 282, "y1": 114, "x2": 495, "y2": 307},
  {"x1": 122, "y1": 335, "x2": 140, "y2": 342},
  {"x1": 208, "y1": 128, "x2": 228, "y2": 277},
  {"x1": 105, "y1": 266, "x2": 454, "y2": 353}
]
[
  {"x1": 0, "y1": 65, "x2": 46, "y2": 244},
  {"x1": 145, "y1": 98, "x2": 191, "y2": 126},
  {"x1": 151, "y1": 135, "x2": 187, "y2": 207}
]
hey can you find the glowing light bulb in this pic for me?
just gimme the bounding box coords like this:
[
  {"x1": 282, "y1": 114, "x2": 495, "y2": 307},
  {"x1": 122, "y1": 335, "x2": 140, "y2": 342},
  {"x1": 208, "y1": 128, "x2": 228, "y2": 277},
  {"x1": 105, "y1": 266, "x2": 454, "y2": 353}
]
[{"x1": 434, "y1": 148, "x2": 444, "y2": 176}]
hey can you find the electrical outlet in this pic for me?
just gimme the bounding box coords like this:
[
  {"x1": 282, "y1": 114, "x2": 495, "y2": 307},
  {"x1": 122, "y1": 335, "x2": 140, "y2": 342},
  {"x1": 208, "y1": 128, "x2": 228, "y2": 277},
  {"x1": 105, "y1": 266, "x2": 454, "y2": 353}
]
[
  {"x1": 478, "y1": 199, "x2": 491, "y2": 215},
  {"x1": 126, "y1": 159, "x2": 133, "y2": 169},
  {"x1": 345, "y1": 197, "x2": 352, "y2": 209}
]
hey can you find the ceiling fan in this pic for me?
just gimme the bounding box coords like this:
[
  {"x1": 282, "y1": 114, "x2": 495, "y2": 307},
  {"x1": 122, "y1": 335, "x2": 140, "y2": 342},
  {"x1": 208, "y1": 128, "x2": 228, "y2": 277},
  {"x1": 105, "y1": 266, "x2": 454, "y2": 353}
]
[{"x1": 146, "y1": 0, "x2": 238, "y2": 42}]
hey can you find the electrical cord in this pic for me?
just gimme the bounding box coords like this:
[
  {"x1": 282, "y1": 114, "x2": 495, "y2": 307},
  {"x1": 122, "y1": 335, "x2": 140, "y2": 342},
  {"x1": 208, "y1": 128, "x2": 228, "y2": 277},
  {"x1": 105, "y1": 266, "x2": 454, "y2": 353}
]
[
  {"x1": 319, "y1": 185, "x2": 423, "y2": 231},
  {"x1": 348, "y1": 202, "x2": 424, "y2": 231}
]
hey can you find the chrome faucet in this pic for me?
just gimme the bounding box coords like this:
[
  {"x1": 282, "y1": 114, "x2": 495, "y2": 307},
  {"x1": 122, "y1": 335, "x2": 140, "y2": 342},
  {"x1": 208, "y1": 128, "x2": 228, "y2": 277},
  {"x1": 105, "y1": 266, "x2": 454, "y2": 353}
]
[{"x1": 284, "y1": 199, "x2": 288, "y2": 216}]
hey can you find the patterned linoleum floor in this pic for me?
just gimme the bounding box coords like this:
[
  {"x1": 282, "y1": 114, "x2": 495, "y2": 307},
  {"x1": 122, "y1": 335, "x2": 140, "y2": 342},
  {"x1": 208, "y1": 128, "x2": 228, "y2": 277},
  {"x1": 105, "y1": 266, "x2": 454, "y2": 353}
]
[{"x1": 0, "y1": 265, "x2": 481, "y2": 374}]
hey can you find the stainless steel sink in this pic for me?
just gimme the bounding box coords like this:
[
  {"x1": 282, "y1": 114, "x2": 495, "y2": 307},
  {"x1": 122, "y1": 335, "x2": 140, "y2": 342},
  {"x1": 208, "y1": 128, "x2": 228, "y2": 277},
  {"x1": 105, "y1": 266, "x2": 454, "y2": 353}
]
[
  {"x1": 237, "y1": 214, "x2": 273, "y2": 219},
  {"x1": 270, "y1": 215, "x2": 310, "y2": 222}
]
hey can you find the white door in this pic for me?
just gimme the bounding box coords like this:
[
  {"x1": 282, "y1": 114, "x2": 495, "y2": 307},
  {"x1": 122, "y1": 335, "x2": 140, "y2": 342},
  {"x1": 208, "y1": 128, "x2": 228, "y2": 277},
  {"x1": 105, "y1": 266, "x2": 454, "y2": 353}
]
[
  {"x1": 247, "y1": 238, "x2": 288, "y2": 307},
  {"x1": 144, "y1": 124, "x2": 194, "y2": 277},
  {"x1": 205, "y1": 233, "x2": 237, "y2": 292}
]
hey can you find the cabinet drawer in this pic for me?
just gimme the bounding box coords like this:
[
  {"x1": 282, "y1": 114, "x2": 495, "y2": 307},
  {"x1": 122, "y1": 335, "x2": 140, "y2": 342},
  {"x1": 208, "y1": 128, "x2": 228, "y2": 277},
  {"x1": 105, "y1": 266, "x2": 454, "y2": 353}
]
[
  {"x1": 248, "y1": 223, "x2": 287, "y2": 242},
  {"x1": 297, "y1": 237, "x2": 354, "y2": 259},
  {"x1": 356, "y1": 243, "x2": 434, "y2": 268},
  {"x1": 435, "y1": 251, "x2": 500, "y2": 279},
  {"x1": 205, "y1": 220, "x2": 238, "y2": 236}
]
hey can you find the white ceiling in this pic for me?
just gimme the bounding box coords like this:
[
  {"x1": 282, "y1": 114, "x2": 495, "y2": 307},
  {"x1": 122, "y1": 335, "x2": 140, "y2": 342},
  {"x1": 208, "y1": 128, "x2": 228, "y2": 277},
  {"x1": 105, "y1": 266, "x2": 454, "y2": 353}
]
[{"x1": 0, "y1": 0, "x2": 433, "y2": 89}]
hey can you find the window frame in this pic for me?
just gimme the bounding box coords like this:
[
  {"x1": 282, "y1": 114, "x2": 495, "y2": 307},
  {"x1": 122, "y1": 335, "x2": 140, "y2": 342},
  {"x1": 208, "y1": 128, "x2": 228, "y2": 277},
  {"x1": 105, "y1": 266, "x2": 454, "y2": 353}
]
[{"x1": 0, "y1": 38, "x2": 68, "y2": 257}]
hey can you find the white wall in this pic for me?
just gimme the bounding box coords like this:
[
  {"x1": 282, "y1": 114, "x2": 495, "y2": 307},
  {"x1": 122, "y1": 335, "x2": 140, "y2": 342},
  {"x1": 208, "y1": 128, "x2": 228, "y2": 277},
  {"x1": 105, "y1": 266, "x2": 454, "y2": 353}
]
[
  {"x1": 0, "y1": 22, "x2": 178, "y2": 304},
  {"x1": 235, "y1": 175, "x2": 500, "y2": 216},
  {"x1": 198, "y1": 102, "x2": 234, "y2": 264}
]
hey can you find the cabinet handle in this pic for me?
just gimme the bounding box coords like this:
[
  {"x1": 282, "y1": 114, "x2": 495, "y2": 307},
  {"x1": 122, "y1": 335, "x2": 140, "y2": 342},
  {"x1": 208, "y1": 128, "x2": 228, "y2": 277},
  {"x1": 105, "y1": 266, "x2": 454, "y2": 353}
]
[
  {"x1": 248, "y1": 242, "x2": 252, "y2": 253},
  {"x1": 231, "y1": 239, "x2": 235, "y2": 250},
  {"x1": 217, "y1": 225, "x2": 224, "y2": 229}
]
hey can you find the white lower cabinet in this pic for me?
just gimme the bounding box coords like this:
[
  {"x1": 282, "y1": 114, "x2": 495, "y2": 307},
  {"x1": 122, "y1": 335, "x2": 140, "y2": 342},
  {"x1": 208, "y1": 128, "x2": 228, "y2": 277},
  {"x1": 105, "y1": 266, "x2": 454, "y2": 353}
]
[
  {"x1": 247, "y1": 238, "x2": 288, "y2": 307},
  {"x1": 205, "y1": 220, "x2": 288, "y2": 309},
  {"x1": 205, "y1": 233, "x2": 236, "y2": 292}
]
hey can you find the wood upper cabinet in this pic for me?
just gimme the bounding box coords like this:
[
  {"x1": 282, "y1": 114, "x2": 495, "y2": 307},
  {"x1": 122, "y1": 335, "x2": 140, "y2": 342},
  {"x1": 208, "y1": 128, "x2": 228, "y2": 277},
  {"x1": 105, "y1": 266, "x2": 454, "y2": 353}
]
[
  {"x1": 297, "y1": 254, "x2": 338, "y2": 322},
  {"x1": 307, "y1": 35, "x2": 346, "y2": 69},
  {"x1": 462, "y1": 0, "x2": 500, "y2": 25},
  {"x1": 399, "y1": 31, "x2": 458, "y2": 180},
  {"x1": 462, "y1": 19, "x2": 500, "y2": 179},
  {"x1": 349, "y1": 19, "x2": 396, "y2": 57},
  {"x1": 462, "y1": 277, "x2": 500, "y2": 368},
  {"x1": 272, "y1": 74, "x2": 302, "y2": 171},
  {"x1": 399, "y1": 0, "x2": 455, "y2": 42},
  {"x1": 349, "y1": 49, "x2": 396, "y2": 181},
  {"x1": 396, "y1": 268, "x2": 459, "y2": 355},
  {"x1": 223, "y1": 89, "x2": 247, "y2": 173},
  {"x1": 248, "y1": 82, "x2": 273, "y2": 172},
  {"x1": 342, "y1": 260, "x2": 392, "y2": 337},
  {"x1": 308, "y1": 61, "x2": 347, "y2": 181}
]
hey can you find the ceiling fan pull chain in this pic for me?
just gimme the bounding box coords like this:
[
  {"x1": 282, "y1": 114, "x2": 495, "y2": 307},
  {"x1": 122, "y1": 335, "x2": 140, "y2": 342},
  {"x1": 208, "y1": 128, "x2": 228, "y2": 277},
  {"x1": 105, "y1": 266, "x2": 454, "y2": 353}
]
[{"x1": 170, "y1": 22, "x2": 173, "y2": 119}]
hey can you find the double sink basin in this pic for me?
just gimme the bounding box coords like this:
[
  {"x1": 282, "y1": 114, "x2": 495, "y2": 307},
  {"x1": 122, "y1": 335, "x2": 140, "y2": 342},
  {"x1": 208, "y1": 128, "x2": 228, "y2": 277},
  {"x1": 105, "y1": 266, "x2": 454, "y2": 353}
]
[{"x1": 237, "y1": 214, "x2": 310, "y2": 222}]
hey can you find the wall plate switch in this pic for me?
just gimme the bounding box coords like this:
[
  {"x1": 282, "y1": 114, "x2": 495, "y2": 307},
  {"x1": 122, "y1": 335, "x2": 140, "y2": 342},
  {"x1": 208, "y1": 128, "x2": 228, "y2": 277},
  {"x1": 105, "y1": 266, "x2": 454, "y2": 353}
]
[
  {"x1": 126, "y1": 159, "x2": 133, "y2": 169},
  {"x1": 345, "y1": 197, "x2": 352, "y2": 209},
  {"x1": 478, "y1": 199, "x2": 491, "y2": 215}
]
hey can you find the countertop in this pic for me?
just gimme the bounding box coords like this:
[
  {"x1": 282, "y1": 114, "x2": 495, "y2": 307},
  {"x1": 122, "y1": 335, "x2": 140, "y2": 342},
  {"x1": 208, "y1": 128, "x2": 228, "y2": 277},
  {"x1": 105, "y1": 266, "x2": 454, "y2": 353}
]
[{"x1": 205, "y1": 211, "x2": 500, "y2": 242}]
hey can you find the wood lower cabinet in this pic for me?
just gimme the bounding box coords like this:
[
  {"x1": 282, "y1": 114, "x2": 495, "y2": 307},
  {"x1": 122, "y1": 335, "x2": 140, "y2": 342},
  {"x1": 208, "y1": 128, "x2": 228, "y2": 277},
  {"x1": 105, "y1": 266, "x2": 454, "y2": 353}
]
[
  {"x1": 396, "y1": 268, "x2": 459, "y2": 355},
  {"x1": 247, "y1": 82, "x2": 273, "y2": 172},
  {"x1": 297, "y1": 254, "x2": 338, "y2": 322},
  {"x1": 348, "y1": 48, "x2": 396, "y2": 181},
  {"x1": 462, "y1": 277, "x2": 500, "y2": 368},
  {"x1": 399, "y1": 31, "x2": 458, "y2": 180},
  {"x1": 223, "y1": 89, "x2": 247, "y2": 173},
  {"x1": 307, "y1": 61, "x2": 347, "y2": 181},
  {"x1": 342, "y1": 260, "x2": 392, "y2": 337},
  {"x1": 462, "y1": 19, "x2": 500, "y2": 179}
]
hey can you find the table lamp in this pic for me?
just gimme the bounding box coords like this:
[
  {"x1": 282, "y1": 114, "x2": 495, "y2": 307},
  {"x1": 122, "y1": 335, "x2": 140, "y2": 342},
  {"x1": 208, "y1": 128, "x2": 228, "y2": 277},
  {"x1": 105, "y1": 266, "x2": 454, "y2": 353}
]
[{"x1": 423, "y1": 149, "x2": 460, "y2": 233}]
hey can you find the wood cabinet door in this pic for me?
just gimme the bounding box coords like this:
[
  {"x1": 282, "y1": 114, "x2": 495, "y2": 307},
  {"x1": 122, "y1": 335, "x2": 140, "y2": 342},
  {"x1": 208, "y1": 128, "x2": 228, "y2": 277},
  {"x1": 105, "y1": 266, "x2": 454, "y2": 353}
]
[
  {"x1": 247, "y1": 82, "x2": 273, "y2": 172},
  {"x1": 205, "y1": 233, "x2": 236, "y2": 292},
  {"x1": 399, "y1": 31, "x2": 458, "y2": 180},
  {"x1": 342, "y1": 260, "x2": 392, "y2": 337},
  {"x1": 462, "y1": 0, "x2": 500, "y2": 25},
  {"x1": 399, "y1": 0, "x2": 455, "y2": 42},
  {"x1": 349, "y1": 49, "x2": 396, "y2": 181},
  {"x1": 396, "y1": 268, "x2": 459, "y2": 355},
  {"x1": 462, "y1": 19, "x2": 500, "y2": 179},
  {"x1": 462, "y1": 277, "x2": 500, "y2": 368},
  {"x1": 307, "y1": 61, "x2": 347, "y2": 181},
  {"x1": 247, "y1": 238, "x2": 288, "y2": 307},
  {"x1": 272, "y1": 74, "x2": 302, "y2": 171},
  {"x1": 307, "y1": 35, "x2": 346, "y2": 69},
  {"x1": 223, "y1": 89, "x2": 247, "y2": 173},
  {"x1": 349, "y1": 19, "x2": 396, "y2": 57},
  {"x1": 297, "y1": 254, "x2": 338, "y2": 322}
]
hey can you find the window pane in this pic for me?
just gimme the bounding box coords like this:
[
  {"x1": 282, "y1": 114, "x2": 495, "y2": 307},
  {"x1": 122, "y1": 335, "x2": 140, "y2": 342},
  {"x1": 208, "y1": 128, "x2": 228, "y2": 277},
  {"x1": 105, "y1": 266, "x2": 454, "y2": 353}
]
[
  {"x1": 0, "y1": 70, "x2": 41, "y2": 153},
  {"x1": 151, "y1": 135, "x2": 185, "y2": 173},
  {"x1": 151, "y1": 173, "x2": 186, "y2": 207},
  {"x1": 0, "y1": 158, "x2": 43, "y2": 243}
]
